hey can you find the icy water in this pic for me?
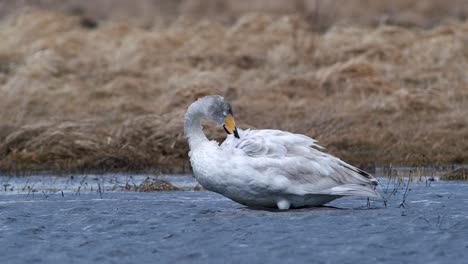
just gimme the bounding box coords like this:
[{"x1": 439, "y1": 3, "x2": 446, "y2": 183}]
[{"x1": 0, "y1": 175, "x2": 467, "y2": 264}]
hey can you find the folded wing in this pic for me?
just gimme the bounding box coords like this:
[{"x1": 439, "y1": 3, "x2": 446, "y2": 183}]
[{"x1": 222, "y1": 129, "x2": 380, "y2": 198}]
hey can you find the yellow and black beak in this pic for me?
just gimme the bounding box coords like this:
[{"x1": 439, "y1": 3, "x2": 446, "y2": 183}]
[{"x1": 223, "y1": 115, "x2": 240, "y2": 139}]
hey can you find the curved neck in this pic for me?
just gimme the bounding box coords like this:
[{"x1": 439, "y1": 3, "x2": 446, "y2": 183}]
[{"x1": 184, "y1": 100, "x2": 209, "y2": 148}]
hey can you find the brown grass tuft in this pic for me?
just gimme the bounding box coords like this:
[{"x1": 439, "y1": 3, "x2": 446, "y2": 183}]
[
  {"x1": 441, "y1": 168, "x2": 468, "y2": 181},
  {"x1": 137, "y1": 177, "x2": 180, "y2": 191}
]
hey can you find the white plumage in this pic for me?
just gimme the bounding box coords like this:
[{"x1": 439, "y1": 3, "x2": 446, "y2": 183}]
[{"x1": 184, "y1": 95, "x2": 380, "y2": 210}]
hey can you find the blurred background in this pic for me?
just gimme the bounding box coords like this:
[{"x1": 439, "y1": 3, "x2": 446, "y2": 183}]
[
  {"x1": 2, "y1": 0, "x2": 468, "y2": 30},
  {"x1": 0, "y1": 0, "x2": 467, "y2": 172}
]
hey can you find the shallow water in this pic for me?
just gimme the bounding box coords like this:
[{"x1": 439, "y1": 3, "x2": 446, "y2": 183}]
[
  {"x1": 0, "y1": 174, "x2": 198, "y2": 194},
  {"x1": 0, "y1": 176, "x2": 467, "y2": 264}
]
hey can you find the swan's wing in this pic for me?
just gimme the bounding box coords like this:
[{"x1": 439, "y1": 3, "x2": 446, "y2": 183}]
[
  {"x1": 223, "y1": 129, "x2": 380, "y2": 198},
  {"x1": 222, "y1": 129, "x2": 323, "y2": 156}
]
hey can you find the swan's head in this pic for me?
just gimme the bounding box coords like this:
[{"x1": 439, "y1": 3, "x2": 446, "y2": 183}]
[{"x1": 200, "y1": 95, "x2": 240, "y2": 139}]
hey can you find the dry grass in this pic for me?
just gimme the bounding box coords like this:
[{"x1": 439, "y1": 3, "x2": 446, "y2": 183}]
[
  {"x1": 121, "y1": 177, "x2": 181, "y2": 192},
  {"x1": 2, "y1": 0, "x2": 468, "y2": 30},
  {"x1": 0, "y1": 4, "x2": 467, "y2": 173},
  {"x1": 441, "y1": 168, "x2": 468, "y2": 181}
]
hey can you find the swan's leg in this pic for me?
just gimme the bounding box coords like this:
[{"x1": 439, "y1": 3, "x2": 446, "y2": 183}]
[{"x1": 276, "y1": 198, "x2": 291, "y2": 210}]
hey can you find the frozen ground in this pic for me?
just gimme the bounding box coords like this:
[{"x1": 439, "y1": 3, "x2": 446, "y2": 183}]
[{"x1": 0, "y1": 176, "x2": 467, "y2": 264}]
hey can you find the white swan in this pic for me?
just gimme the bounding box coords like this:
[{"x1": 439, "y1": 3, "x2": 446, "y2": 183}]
[{"x1": 184, "y1": 95, "x2": 380, "y2": 210}]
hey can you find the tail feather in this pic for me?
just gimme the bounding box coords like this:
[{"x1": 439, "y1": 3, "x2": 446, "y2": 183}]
[{"x1": 323, "y1": 184, "x2": 382, "y2": 199}]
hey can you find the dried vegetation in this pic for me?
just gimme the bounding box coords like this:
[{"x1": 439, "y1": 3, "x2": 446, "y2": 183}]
[
  {"x1": 442, "y1": 168, "x2": 468, "y2": 181},
  {"x1": 0, "y1": 1, "x2": 467, "y2": 172},
  {"x1": 121, "y1": 177, "x2": 181, "y2": 192}
]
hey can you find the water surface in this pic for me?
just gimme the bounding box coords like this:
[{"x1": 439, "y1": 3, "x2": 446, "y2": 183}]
[{"x1": 0, "y1": 176, "x2": 467, "y2": 264}]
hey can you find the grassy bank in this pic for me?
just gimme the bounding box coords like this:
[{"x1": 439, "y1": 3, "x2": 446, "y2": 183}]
[{"x1": 0, "y1": 5, "x2": 467, "y2": 173}]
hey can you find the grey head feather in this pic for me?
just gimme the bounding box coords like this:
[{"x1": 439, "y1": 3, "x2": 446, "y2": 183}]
[{"x1": 200, "y1": 95, "x2": 233, "y2": 125}]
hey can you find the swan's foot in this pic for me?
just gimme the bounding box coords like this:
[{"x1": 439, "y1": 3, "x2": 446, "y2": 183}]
[{"x1": 276, "y1": 198, "x2": 291, "y2": 210}]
